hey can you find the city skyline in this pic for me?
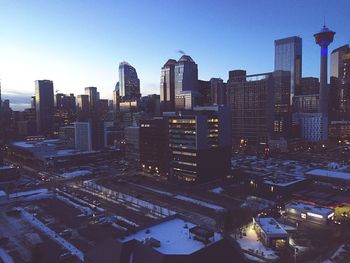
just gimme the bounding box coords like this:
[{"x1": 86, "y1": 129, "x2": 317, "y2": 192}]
[{"x1": 1, "y1": 0, "x2": 350, "y2": 110}]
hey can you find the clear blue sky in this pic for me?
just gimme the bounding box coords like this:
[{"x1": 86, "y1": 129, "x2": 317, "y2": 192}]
[{"x1": 1, "y1": 0, "x2": 349, "y2": 110}]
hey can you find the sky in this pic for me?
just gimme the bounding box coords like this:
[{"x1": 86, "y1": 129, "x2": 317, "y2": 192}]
[{"x1": 1, "y1": 0, "x2": 349, "y2": 110}]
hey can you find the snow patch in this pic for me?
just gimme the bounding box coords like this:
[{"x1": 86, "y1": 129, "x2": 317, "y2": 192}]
[{"x1": 174, "y1": 195, "x2": 225, "y2": 212}]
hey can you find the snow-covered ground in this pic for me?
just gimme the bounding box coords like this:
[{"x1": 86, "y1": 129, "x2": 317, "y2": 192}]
[
  {"x1": 135, "y1": 185, "x2": 173, "y2": 196},
  {"x1": 54, "y1": 189, "x2": 105, "y2": 212},
  {"x1": 8, "y1": 189, "x2": 51, "y2": 202},
  {"x1": 61, "y1": 170, "x2": 92, "y2": 179},
  {"x1": 9, "y1": 188, "x2": 49, "y2": 199},
  {"x1": 113, "y1": 215, "x2": 139, "y2": 227},
  {"x1": 174, "y1": 195, "x2": 225, "y2": 212},
  {"x1": 234, "y1": 223, "x2": 279, "y2": 261},
  {"x1": 20, "y1": 208, "x2": 84, "y2": 261},
  {"x1": 81, "y1": 182, "x2": 176, "y2": 218},
  {"x1": 0, "y1": 248, "x2": 14, "y2": 263}
]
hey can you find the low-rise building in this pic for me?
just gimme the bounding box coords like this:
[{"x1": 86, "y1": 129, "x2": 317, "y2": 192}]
[
  {"x1": 239, "y1": 170, "x2": 309, "y2": 201},
  {"x1": 305, "y1": 169, "x2": 350, "y2": 185},
  {"x1": 115, "y1": 215, "x2": 244, "y2": 263},
  {"x1": 285, "y1": 201, "x2": 334, "y2": 225},
  {"x1": 253, "y1": 217, "x2": 288, "y2": 250}
]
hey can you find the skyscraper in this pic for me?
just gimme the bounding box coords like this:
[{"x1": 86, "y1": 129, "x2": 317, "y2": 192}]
[
  {"x1": 174, "y1": 55, "x2": 198, "y2": 95},
  {"x1": 113, "y1": 82, "x2": 120, "y2": 112},
  {"x1": 173, "y1": 55, "x2": 199, "y2": 110},
  {"x1": 119, "y1": 62, "x2": 140, "y2": 101},
  {"x1": 210, "y1": 78, "x2": 227, "y2": 105},
  {"x1": 35, "y1": 80, "x2": 54, "y2": 136},
  {"x1": 160, "y1": 59, "x2": 176, "y2": 112},
  {"x1": 76, "y1": 95, "x2": 90, "y2": 113},
  {"x1": 229, "y1": 70, "x2": 291, "y2": 146},
  {"x1": 84, "y1": 86, "x2": 98, "y2": 110},
  {"x1": 274, "y1": 36, "x2": 302, "y2": 103},
  {"x1": 198, "y1": 79, "x2": 211, "y2": 105},
  {"x1": 329, "y1": 44, "x2": 350, "y2": 140}
]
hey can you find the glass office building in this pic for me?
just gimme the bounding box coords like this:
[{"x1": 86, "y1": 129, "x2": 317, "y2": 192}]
[
  {"x1": 275, "y1": 36, "x2": 302, "y2": 104},
  {"x1": 174, "y1": 55, "x2": 198, "y2": 95},
  {"x1": 119, "y1": 62, "x2": 141, "y2": 101}
]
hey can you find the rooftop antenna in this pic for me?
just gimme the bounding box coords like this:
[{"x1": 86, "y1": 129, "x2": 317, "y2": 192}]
[{"x1": 323, "y1": 16, "x2": 326, "y2": 28}]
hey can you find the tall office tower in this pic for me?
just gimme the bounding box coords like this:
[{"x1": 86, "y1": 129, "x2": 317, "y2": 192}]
[
  {"x1": 54, "y1": 93, "x2": 76, "y2": 129},
  {"x1": 168, "y1": 105, "x2": 231, "y2": 183},
  {"x1": 35, "y1": 80, "x2": 54, "y2": 136},
  {"x1": 174, "y1": 55, "x2": 198, "y2": 95},
  {"x1": 119, "y1": 62, "x2": 141, "y2": 101},
  {"x1": 229, "y1": 70, "x2": 292, "y2": 146},
  {"x1": 273, "y1": 71, "x2": 293, "y2": 139},
  {"x1": 55, "y1": 93, "x2": 76, "y2": 111},
  {"x1": 113, "y1": 82, "x2": 120, "y2": 112},
  {"x1": 139, "y1": 117, "x2": 169, "y2": 176},
  {"x1": 160, "y1": 59, "x2": 176, "y2": 112},
  {"x1": 74, "y1": 122, "x2": 92, "y2": 151},
  {"x1": 76, "y1": 95, "x2": 90, "y2": 113},
  {"x1": 210, "y1": 78, "x2": 227, "y2": 105},
  {"x1": 329, "y1": 44, "x2": 350, "y2": 140},
  {"x1": 84, "y1": 86, "x2": 98, "y2": 110},
  {"x1": 198, "y1": 79, "x2": 211, "y2": 105},
  {"x1": 274, "y1": 36, "x2": 302, "y2": 102}
]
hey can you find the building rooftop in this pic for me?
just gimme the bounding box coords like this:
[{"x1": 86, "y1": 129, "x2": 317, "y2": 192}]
[
  {"x1": 255, "y1": 217, "x2": 288, "y2": 236},
  {"x1": 121, "y1": 217, "x2": 222, "y2": 255},
  {"x1": 286, "y1": 201, "x2": 334, "y2": 217},
  {"x1": 12, "y1": 139, "x2": 59, "y2": 149},
  {"x1": 263, "y1": 173, "x2": 307, "y2": 187},
  {"x1": 178, "y1": 55, "x2": 195, "y2": 63},
  {"x1": 306, "y1": 169, "x2": 350, "y2": 181}
]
